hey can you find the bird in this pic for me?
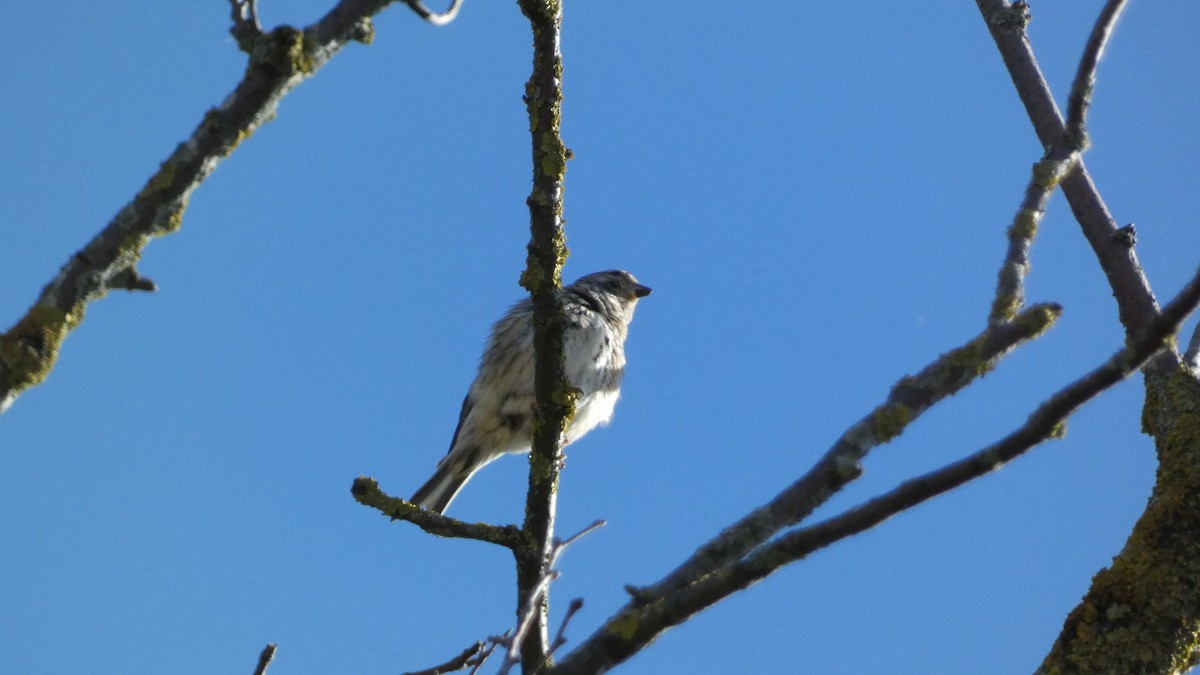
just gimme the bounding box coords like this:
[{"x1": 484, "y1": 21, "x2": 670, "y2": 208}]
[{"x1": 410, "y1": 270, "x2": 651, "y2": 514}]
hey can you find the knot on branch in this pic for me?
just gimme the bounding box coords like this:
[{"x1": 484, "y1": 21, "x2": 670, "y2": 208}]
[
  {"x1": 988, "y1": 1, "x2": 1031, "y2": 34},
  {"x1": 246, "y1": 26, "x2": 316, "y2": 79}
]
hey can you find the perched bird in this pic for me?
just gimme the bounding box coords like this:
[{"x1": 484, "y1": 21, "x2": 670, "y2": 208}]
[{"x1": 410, "y1": 270, "x2": 651, "y2": 514}]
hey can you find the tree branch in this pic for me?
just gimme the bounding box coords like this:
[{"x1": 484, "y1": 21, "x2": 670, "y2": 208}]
[
  {"x1": 989, "y1": 0, "x2": 1126, "y2": 326},
  {"x1": 631, "y1": 302, "x2": 1060, "y2": 602},
  {"x1": 1064, "y1": 0, "x2": 1129, "y2": 151},
  {"x1": 550, "y1": 266, "x2": 1200, "y2": 675},
  {"x1": 401, "y1": 641, "x2": 486, "y2": 675},
  {"x1": 514, "y1": 0, "x2": 571, "y2": 671},
  {"x1": 350, "y1": 477, "x2": 524, "y2": 549},
  {"x1": 499, "y1": 522, "x2": 602, "y2": 675},
  {"x1": 0, "y1": 0, "x2": 445, "y2": 414},
  {"x1": 252, "y1": 643, "x2": 276, "y2": 675},
  {"x1": 405, "y1": 0, "x2": 464, "y2": 26},
  {"x1": 229, "y1": 0, "x2": 264, "y2": 51},
  {"x1": 975, "y1": 0, "x2": 1159, "y2": 340}
]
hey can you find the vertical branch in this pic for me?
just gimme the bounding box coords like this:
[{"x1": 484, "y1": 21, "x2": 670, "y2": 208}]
[{"x1": 516, "y1": 0, "x2": 570, "y2": 672}]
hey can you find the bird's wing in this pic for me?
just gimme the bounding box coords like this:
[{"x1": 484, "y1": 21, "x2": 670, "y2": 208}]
[{"x1": 445, "y1": 393, "x2": 473, "y2": 455}]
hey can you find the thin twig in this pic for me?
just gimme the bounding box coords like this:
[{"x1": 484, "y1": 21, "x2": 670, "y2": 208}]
[
  {"x1": 988, "y1": 155, "x2": 1077, "y2": 326},
  {"x1": 502, "y1": 571, "x2": 563, "y2": 674},
  {"x1": 532, "y1": 598, "x2": 584, "y2": 674},
  {"x1": 350, "y1": 477, "x2": 524, "y2": 549},
  {"x1": 400, "y1": 641, "x2": 485, "y2": 675},
  {"x1": 228, "y1": 0, "x2": 264, "y2": 52},
  {"x1": 404, "y1": 0, "x2": 464, "y2": 26},
  {"x1": 252, "y1": 643, "x2": 276, "y2": 675},
  {"x1": 468, "y1": 633, "x2": 509, "y2": 675},
  {"x1": 501, "y1": 520, "x2": 604, "y2": 674},
  {"x1": 1064, "y1": 0, "x2": 1129, "y2": 150}
]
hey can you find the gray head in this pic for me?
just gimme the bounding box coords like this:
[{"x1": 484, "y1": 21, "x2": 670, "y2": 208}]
[{"x1": 568, "y1": 270, "x2": 652, "y2": 325}]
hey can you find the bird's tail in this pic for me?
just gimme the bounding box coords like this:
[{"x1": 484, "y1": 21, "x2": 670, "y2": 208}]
[{"x1": 410, "y1": 463, "x2": 472, "y2": 514}]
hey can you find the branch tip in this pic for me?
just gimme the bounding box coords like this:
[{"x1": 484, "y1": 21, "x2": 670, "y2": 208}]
[
  {"x1": 252, "y1": 643, "x2": 276, "y2": 675},
  {"x1": 229, "y1": 0, "x2": 264, "y2": 51},
  {"x1": 401, "y1": 641, "x2": 486, "y2": 675},
  {"x1": 405, "y1": 0, "x2": 464, "y2": 26}
]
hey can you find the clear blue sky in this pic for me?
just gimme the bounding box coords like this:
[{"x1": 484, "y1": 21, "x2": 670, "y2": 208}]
[{"x1": 2, "y1": 2, "x2": 1198, "y2": 673}]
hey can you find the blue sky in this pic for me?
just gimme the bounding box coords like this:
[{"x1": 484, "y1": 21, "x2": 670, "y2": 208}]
[{"x1": 2, "y1": 2, "x2": 1198, "y2": 673}]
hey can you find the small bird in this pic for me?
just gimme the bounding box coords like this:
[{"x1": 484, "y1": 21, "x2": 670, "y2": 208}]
[{"x1": 410, "y1": 270, "x2": 651, "y2": 514}]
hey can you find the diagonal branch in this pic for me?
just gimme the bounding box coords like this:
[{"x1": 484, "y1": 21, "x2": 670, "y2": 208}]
[
  {"x1": 401, "y1": 641, "x2": 486, "y2": 675},
  {"x1": 1064, "y1": 0, "x2": 1129, "y2": 151},
  {"x1": 0, "y1": 0, "x2": 450, "y2": 415},
  {"x1": 550, "y1": 266, "x2": 1200, "y2": 675},
  {"x1": 631, "y1": 302, "x2": 1061, "y2": 602}
]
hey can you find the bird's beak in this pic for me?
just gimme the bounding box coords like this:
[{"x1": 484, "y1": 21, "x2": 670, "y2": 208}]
[{"x1": 633, "y1": 284, "x2": 652, "y2": 298}]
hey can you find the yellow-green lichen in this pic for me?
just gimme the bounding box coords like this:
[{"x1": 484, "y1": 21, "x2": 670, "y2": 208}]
[
  {"x1": 291, "y1": 29, "x2": 318, "y2": 74},
  {"x1": 519, "y1": 265, "x2": 545, "y2": 294},
  {"x1": 1008, "y1": 209, "x2": 1041, "y2": 241},
  {"x1": 1043, "y1": 368, "x2": 1200, "y2": 672},
  {"x1": 1049, "y1": 419, "x2": 1068, "y2": 439},
  {"x1": 158, "y1": 202, "x2": 188, "y2": 235},
  {"x1": 991, "y1": 292, "x2": 1021, "y2": 324},
  {"x1": 871, "y1": 403, "x2": 912, "y2": 443},
  {"x1": 0, "y1": 303, "x2": 85, "y2": 391},
  {"x1": 606, "y1": 610, "x2": 641, "y2": 641},
  {"x1": 137, "y1": 160, "x2": 178, "y2": 201},
  {"x1": 1021, "y1": 303, "x2": 1063, "y2": 337},
  {"x1": 941, "y1": 337, "x2": 990, "y2": 382},
  {"x1": 354, "y1": 18, "x2": 375, "y2": 45},
  {"x1": 1032, "y1": 157, "x2": 1068, "y2": 190},
  {"x1": 528, "y1": 448, "x2": 558, "y2": 485}
]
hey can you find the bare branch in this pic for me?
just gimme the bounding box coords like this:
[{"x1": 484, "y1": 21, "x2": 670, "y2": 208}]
[
  {"x1": 546, "y1": 599, "x2": 584, "y2": 662},
  {"x1": 990, "y1": 0, "x2": 1127, "y2": 326},
  {"x1": 0, "y1": 0, "x2": 434, "y2": 414},
  {"x1": 988, "y1": 156, "x2": 1077, "y2": 325},
  {"x1": 401, "y1": 641, "x2": 486, "y2": 675},
  {"x1": 770, "y1": 266, "x2": 1200, "y2": 566},
  {"x1": 501, "y1": 521, "x2": 603, "y2": 675},
  {"x1": 350, "y1": 477, "x2": 523, "y2": 549},
  {"x1": 229, "y1": 0, "x2": 264, "y2": 51},
  {"x1": 551, "y1": 266, "x2": 1200, "y2": 675},
  {"x1": 527, "y1": 598, "x2": 585, "y2": 675},
  {"x1": 405, "y1": 0, "x2": 464, "y2": 26},
  {"x1": 975, "y1": 0, "x2": 1160, "y2": 340},
  {"x1": 1065, "y1": 0, "x2": 1129, "y2": 150},
  {"x1": 631, "y1": 303, "x2": 1060, "y2": 602},
  {"x1": 501, "y1": 570, "x2": 563, "y2": 675},
  {"x1": 515, "y1": 0, "x2": 570, "y2": 670},
  {"x1": 252, "y1": 643, "x2": 276, "y2": 675},
  {"x1": 469, "y1": 633, "x2": 508, "y2": 675}
]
